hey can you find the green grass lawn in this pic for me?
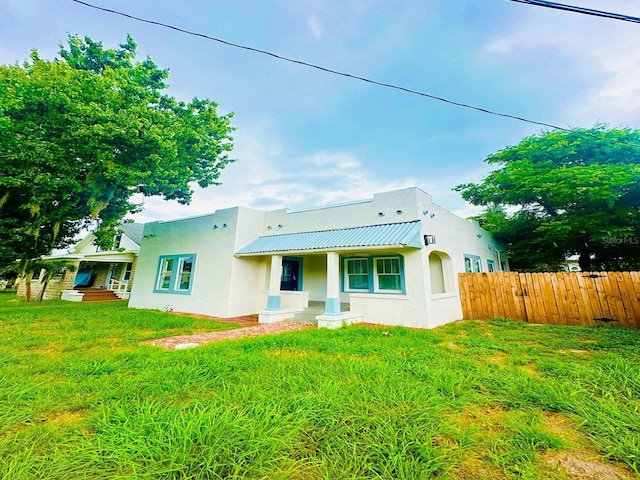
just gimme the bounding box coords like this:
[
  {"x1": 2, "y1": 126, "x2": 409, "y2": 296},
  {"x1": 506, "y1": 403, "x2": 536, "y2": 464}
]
[{"x1": 0, "y1": 290, "x2": 639, "y2": 479}]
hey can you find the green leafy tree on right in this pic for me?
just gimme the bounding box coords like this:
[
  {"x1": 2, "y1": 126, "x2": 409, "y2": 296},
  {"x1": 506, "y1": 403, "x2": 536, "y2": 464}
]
[{"x1": 454, "y1": 126, "x2": 640, "y2": 272}]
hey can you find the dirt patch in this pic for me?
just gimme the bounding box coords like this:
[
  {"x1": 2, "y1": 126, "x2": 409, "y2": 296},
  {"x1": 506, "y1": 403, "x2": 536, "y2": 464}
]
[
  {"x1": 32, "y1": 343, "x2": 65, "y2": 357},
  {"x1": 453, "y1": 458, "x2": 508, "y2": 480},
  {"x1": 519, "y1": 363, "x2": 541, "y2": 376},
  {"x1": 170, "y1": 311, "x2": 258, "y2": 327},
  {"x1": 45, "y1": 411, "x2": 85, "y2": 426},
  {"x1": 487, "y1": 352, "x2": 508, "y2": 365},
  {"x1": 542, "y1": 412, "x2": 591, "y2": 448},
  {"x1": 144, "y1": 321, "x2": 314, "y2": 350},
  {"x1": 541, "y1": 413, "x2": 637, "y2": 479},
  {"x1": 545, "y1": 451, "x2": 635, "y2": 480},
  {"x1": 452, "y1": 405, "x2": 508, "y2": 434},
  {"x1": 266, "y1": 348, "x2": 310, "y2": 359}
]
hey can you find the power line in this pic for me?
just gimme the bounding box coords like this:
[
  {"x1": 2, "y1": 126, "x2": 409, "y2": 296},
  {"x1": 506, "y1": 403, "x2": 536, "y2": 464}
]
[
  {"x1": 508, "y1": 0, "x2": 640, "y2": 24},
  {"x1": 68, "y1": 0, "x2": 570, "y2": 132}
]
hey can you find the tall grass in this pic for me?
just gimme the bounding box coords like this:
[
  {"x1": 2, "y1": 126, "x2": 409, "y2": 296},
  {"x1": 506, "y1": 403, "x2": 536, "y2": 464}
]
[{"x1": 0, "y1": 298, "x2": 638, "y2": 479}]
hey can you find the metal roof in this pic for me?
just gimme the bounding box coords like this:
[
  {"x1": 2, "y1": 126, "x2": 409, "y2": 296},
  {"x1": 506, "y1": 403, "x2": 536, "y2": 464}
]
[{"x1": 236, "y1": 221, "x2": 422, "y2": 255}]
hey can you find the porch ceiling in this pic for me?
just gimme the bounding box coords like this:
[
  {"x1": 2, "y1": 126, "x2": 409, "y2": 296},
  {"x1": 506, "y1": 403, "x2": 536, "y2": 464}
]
[
  {"x1": 236, "y1": 220, "x2": 422, "y2": 256},
  {"x1": 43, "y1": 252, "x2": 135, "y2": 263}
]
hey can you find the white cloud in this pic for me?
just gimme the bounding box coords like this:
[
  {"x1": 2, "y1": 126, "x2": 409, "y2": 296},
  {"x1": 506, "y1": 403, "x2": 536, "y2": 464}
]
[
  {"x1": 481, "y1": 4, "x2": 640, "y2": 128},
  {"x1": 130, "y1": 136, "x2": 487, "y2": 228},
  {"x1": 129, "y1": 128, "x2": 439, "y2": 223},
  {"x1": 569, "y1": 43, "x2": 640, "y2": 126},
  {"x1": 308, "y1": 15, "x2": 324, "y2": 40}
]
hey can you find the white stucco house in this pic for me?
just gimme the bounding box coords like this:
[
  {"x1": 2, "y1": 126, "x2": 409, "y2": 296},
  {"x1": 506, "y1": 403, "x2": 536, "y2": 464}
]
[{"x1": 128, "y1": 187, "x2": 507, "y2": 328}]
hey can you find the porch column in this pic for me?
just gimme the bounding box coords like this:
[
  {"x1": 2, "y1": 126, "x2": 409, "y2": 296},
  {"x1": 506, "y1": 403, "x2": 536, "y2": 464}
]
[
  {"x1": 266, "y1": 254, "x2": 283, "y2": 310},
  {"x1": 324, "y1": 251, "x2": 341, "y2": 315}
]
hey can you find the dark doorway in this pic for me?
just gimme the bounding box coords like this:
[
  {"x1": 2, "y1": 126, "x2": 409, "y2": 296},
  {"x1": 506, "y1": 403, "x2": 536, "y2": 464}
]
[{"x1": 280, "y1": 258, "x2": 302, "y2": 291}]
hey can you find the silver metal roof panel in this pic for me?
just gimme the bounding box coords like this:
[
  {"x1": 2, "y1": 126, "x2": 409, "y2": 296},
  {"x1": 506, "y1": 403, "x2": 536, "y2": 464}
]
[{"x1": 236, "y1": 221, "x2": 422, "y2": 255}]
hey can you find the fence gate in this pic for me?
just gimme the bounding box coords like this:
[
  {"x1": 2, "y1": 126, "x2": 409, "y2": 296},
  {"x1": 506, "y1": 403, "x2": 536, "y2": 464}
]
[{"x1": 458, "y1": 272, "x2": 640, "y2": 329}]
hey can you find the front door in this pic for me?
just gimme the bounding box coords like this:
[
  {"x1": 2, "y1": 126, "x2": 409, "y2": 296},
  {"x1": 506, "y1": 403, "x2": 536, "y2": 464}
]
[
  {"x1": 280, "y1": 258, "x2": 301, "y2": 291},
  {"x1": 106, "y1": 264, "x2": 120, "y2": 287}
]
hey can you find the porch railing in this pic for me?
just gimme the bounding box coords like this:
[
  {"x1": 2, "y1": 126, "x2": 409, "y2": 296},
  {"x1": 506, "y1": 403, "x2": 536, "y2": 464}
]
[{"x1": 108, "y1": 279, "x2": 132, "y2": 299}]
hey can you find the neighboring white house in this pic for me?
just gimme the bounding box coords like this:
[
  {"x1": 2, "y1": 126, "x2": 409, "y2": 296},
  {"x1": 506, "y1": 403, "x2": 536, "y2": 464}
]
[
  {"x1": 19, "y1": 223, "x2": 143, "y2": 300},
  {"x1": 128, "y1": 188, "x2": 507, "y2": 328}
]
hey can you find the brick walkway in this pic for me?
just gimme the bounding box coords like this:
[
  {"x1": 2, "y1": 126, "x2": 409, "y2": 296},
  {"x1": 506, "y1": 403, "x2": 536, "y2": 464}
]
[{"x1": 145, "y1": 320, "x2": 314, "y2": 350}]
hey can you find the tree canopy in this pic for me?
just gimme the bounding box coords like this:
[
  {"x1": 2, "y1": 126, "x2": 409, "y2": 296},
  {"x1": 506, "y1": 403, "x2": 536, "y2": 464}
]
[
  {"x1": 0, "y1": 35, "x2": 234, "y2": 266},
  {"x1": 455, "y1": 126, "x2": 640, "y2": 271}
]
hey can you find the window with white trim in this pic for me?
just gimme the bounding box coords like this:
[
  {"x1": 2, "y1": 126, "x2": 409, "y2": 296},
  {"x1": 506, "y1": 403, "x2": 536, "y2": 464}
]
[
  {"x1": 343, "y1": 256, "x2": 404, "y2": 294},
  {"x1": 374, "y1": 257, "x2": 402, "y2": 292},
  {"x1": 487, "y1": 259, "x2": 495, "y2": 272},
  {"x1": 154, "y1": 254, "x2": 196, "y2": 294},
  {"x1": 123, "y1": 262, "x2": 133, "y2": 281},
  {"x1": 346, "y1": 258, "x2": 369, "y2": 291},
  {"x1": 464, "y1": 254, "x2": 482, "y2": 273}
]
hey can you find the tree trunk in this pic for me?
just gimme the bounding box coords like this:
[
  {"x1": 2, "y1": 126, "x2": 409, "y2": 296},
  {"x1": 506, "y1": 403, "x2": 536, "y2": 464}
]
[
  {"x1": 37, "y1": 274, "x2": 51, "y2": 302},
  {"x1": 578, "y1": 252, "x2": 592, "y2": 271},
  {"x1": 24, "y1": 276, "x2": 32, "y2": 302}
]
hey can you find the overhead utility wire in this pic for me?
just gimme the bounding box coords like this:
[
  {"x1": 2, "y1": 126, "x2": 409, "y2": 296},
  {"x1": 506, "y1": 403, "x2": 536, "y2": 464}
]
[
  {"x1": 508, "y1": 0, "x2": 640, "y2": 24},
  {"x1": 69, "y1": 0, "x2": 569, "y2": 132}
]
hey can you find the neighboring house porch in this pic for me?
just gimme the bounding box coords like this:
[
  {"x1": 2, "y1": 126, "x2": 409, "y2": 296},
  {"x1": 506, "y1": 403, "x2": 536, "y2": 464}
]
[{"x1": 18, "y1": 223, "x2": 142, "y2": 301}]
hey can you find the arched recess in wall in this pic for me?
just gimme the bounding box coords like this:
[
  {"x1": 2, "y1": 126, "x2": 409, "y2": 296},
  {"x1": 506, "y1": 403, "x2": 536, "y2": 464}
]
[{"x1": 429, "y1": 251, "x2": 454, "y2": 295}]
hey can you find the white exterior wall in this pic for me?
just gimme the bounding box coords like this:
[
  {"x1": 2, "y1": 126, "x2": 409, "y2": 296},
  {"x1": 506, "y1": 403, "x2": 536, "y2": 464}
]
[
  {"x1": 129, "y1": 207, "x2": 265, "y2": 317},
  {"x1": 260, "y1": 188, "x2": 425, "y2": 235},
  {"x1": 226, "y1": 207, "x2": 268, "y2": 315},
  {"x1": 349, "y1": 248, "x2": 429, "y2": 327},
  {"x1": 414, "y1": 189, "x2": 504, "y2": 327}
]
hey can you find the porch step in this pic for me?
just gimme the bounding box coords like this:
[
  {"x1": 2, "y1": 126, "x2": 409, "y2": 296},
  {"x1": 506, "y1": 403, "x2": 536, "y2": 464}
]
[
  {"x1": 292, "y1": 302, "x2": 323, "y2": 324},
  {"x1": 292, "y1": 302, "x2": 351, "y2": 324},
  {"x1": 76, "y1": 288, "x2": 122, "y2": 302},
  {"x1": 292, "y1": 311, "x2": 322, "y2": 323}
]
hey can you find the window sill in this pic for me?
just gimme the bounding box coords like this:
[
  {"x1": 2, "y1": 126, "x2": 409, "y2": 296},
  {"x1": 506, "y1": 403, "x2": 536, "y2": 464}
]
[
  {"x1": 349, "y1": 293, "x2": 409, "y2": 300},
  {"x1": 153, "y1": 289, "x2": 193, "y2": 295},
  {"x1": 431, "y1": 293, "x2": 458, "y2": 300}
]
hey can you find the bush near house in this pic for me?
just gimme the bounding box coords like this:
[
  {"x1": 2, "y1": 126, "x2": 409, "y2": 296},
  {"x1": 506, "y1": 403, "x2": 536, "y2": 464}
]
[{"x1": 0, "y1": 298, "x2": 638, "y2": 479}]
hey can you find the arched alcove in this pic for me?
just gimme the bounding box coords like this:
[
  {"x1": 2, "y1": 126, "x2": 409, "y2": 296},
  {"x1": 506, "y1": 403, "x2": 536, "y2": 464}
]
[{"x1": 429, "y1": 251, "x2": 453, "y2": 295}]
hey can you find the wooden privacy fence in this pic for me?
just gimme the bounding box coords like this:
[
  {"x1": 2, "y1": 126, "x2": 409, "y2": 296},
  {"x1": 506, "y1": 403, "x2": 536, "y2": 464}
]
[{"x1": 458, "y1": 271, "x2": 640, "y2": 329}]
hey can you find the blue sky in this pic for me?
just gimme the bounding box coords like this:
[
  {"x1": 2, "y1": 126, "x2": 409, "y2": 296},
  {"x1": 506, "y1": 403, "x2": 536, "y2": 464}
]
[{"x1": 2, "y1": 0, "x2": 639, "y2": 222}]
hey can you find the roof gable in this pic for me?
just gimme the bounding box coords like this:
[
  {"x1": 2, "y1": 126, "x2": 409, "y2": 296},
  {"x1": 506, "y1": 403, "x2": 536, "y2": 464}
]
[{"x1": 119, "y1": 223, "x2": 144, "y2": 247}]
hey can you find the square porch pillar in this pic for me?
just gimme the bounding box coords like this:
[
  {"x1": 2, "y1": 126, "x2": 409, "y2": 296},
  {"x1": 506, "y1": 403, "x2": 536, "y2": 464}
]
[
  {"x1": 324, "y1": 251, "x2": 341, "y2": 315},
  {"x1": 266, "y1": 254, "x2": 283, "y2": 310}
]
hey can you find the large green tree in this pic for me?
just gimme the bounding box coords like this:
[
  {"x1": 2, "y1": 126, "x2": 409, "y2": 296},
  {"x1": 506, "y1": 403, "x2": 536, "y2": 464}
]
[
  {"x1": 455, "y1": 126, "x2": 640, "y2": 271},
  {"x1": 0, "y1": 35, "x2": 234, "y2": 266}
]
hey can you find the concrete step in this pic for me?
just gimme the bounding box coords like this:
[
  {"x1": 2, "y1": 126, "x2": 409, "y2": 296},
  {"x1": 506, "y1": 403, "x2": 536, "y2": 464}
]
[
  {"x1": 292, "y1": 302, "x2": 351, "y2": 324},
  {"x1": 292, "y1": 312, "x2": 322, "y2": 323}
]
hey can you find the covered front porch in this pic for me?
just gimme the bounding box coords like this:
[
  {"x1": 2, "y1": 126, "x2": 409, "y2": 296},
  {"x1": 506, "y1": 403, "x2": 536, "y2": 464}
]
[
  {"x1": 256, "y1": 252, "x2": 365, "y2": 328},
  {"x1": 48, "y1": 252, "x2": 136, "y2": 300},
  {"x1": 236, "y1": 221, "x2": 423, "y2": 328}
]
